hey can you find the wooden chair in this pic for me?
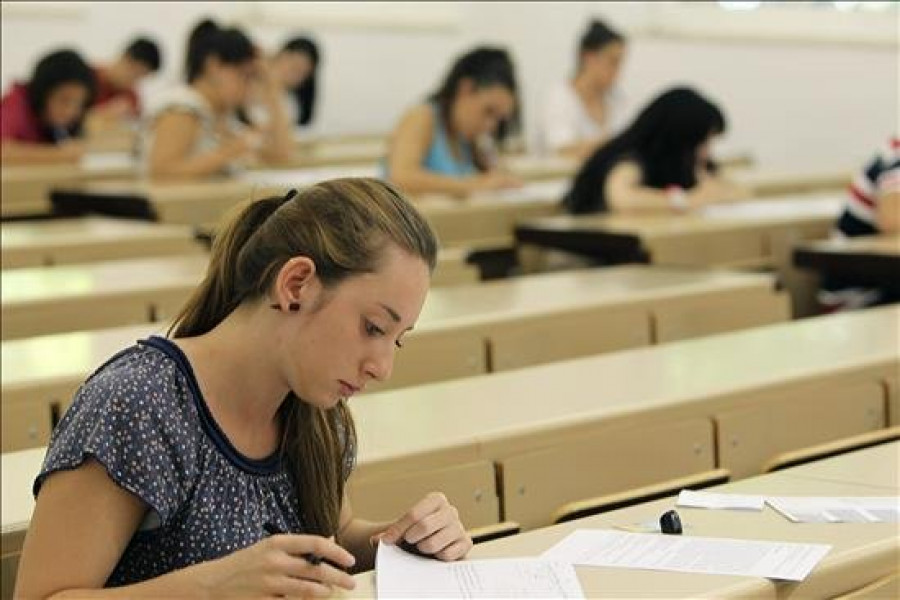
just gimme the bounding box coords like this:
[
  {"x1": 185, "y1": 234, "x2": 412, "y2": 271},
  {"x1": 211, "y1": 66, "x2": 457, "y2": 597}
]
[
  {"x1": 552, "y1": 468, "x2": 731, "y2": 525},
  {"x1": 763, "y1": 426, "x2": 900, "y2": 473}
]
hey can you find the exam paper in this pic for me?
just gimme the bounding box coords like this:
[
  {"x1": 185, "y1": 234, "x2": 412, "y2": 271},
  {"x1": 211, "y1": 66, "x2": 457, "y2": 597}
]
[
  {"x1": 677, "y1": 490, "x2": 765, "y2": 511},
  {"x1": 80, "y1": 152, "x2": 135, "y2": 171},
  {"x1": 767, "y1": 497, "x2": 900, "y2": 523},
  {"x1": 375, "y1": 543, "x2": 584, "y2": 599},
  {"x1": 470, "y1": 179, "x2": 568, "y2": 204},
  {"x1": 542, "y1": 530, "x2": 831, "y2": 582}
]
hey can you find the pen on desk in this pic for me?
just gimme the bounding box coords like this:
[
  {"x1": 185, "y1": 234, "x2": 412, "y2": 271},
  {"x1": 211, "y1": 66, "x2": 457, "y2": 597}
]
[{"x1": 262, "y1": 521, "x2": 322, "y2": 565}]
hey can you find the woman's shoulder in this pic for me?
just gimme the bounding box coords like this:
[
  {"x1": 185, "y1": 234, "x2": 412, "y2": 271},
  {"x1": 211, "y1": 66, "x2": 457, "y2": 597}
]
[{"x1": 145, "y1": 85, "x2": 210, "y2": 120}]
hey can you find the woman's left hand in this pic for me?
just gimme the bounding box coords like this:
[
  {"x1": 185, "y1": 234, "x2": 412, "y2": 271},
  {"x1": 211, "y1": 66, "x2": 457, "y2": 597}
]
[{"x1": 372, "y1": 492, "x2": 473, "y2": 561}]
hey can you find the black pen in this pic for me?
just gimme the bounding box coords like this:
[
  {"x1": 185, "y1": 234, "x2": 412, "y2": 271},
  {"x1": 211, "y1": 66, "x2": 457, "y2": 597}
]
[{"x1": 262, "y1": 521, "x2": 323, "y2": 565}]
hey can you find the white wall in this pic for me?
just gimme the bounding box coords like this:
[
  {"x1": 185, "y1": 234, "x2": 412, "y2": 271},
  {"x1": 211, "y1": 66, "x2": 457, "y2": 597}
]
[{"x1": 2, "y1": 1, "x2": 896, "y2": 171}]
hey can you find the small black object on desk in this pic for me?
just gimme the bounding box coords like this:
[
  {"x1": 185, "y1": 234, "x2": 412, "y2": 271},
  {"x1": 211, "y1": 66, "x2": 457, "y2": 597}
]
[{"x1": 660, "y1": 510, "x2": 683, "y2": 535}]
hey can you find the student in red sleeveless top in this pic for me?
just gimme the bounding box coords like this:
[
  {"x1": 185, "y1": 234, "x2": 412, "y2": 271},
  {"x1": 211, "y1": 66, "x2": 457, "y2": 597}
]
[{"x1": 0, "y1": 49, "x2": 96, "y2": 165}]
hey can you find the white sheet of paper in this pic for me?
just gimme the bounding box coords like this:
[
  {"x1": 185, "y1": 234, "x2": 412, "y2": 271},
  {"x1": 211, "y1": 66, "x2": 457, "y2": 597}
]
[
  {"x1": 470, "y1": 179, "x2": 568, "y2": 204},
  {"x1": 242, "y1": 165, "x2": 378, "y2": 188},
  {"x1": 677, "y1": 490, "x2": 766, "y2": 511},
  {"x1": 375, "y1": 542, "x2": 584, "y2": 599},
  {"x1": 767, "y1": 497, "x2": 900, "y2": 523},
  {"x1": 80, "y1": 152, "x2": 135, "y2": 171},
  {"x1": 541, "y1": 530, "x2": 831, "y2": 582},
  {"x1": 699, "y1": 196, "x2": 841, "y2": 219}
]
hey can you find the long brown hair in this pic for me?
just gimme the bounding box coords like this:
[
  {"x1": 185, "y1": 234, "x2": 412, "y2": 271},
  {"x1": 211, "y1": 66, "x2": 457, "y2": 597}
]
[{"x1": 169, "y1": 178, "x2": 438, "y2": 535}]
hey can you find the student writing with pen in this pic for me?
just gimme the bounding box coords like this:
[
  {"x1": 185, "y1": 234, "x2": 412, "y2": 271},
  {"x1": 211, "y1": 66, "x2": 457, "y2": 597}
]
[{"x1": 15, "y1": 179, "x2": 472, "y2": 598}]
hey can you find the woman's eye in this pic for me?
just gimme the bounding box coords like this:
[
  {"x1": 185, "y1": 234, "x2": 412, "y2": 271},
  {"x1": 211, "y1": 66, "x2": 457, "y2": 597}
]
[{"x1": 365, "y1": 320, "x2": 384, "y2": 337}]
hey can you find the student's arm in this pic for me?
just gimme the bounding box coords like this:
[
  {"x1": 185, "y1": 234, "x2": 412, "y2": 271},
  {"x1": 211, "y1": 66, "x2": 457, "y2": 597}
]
[
  {"x1": 147, "y1": 111, "x2": 252, "y2": 179},
  {"x1": 16, "y1": 458, "x2": 355, "y2": 599},
  {"x1": 605, "y1": 161, "x2": 749, "y2": 214},
  {"x1": 556, "y1": 137, "x2": 606, "y2": 162},
  {"x1": 387, "y1": 105, "x2": 517, "y2": 197},
  {"x1": 876, "y1": 190, "x2": 900, "y2": 233},
  {"x1": 252, "y1": 59, "x2": 295, "y2": 165},
  {"x1": 0, "y1": 139, "x2": 85, "y2": 165},
  {"x1": 336, "y1": 491, "x2": 472, "y2": 573}
]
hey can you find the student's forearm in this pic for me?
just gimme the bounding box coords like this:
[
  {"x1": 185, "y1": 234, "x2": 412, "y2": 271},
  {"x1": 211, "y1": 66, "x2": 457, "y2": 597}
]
[
  {"x1": 337, "y1": 517, "x2": 391, "y2": 572},
  {"x1": 0, "y1": 141, "x2": 78, "y2": 164},
  {"x1": 149, "y1": 149, "x2": 236, "y2": 179},
  {"x1": 44, "y1": 560, "x2": 215, "y2": 599},
  {"x1": 608, "y1": 188, "x2": 676, "y2": 214},
  {"x1": 257, "y1": 93, "x2": 295, "y2": 164}
]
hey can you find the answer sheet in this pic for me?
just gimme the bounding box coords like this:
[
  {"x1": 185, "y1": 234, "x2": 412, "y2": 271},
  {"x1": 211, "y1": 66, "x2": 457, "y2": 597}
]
[
  {"x1": 677, "y1": 490, "x2": 765, "y2": 511},
  {"x1": 375, "y1": 542, "x2": 584, "y2": 599},
  {"x1": 767, "y1": 497, "x2": 900, "y2": 523},
  {"x1": 542, "y1": 530, "x2": 831, "y2": 581}
]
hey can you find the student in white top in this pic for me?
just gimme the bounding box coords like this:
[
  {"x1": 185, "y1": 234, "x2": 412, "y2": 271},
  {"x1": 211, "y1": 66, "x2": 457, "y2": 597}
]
[
  {"x1": 541, "y1": 19, "x2": 627, "y2": 161},
  {"x1": 143, "y1": 21, "x2": 294, "y2": 179}
]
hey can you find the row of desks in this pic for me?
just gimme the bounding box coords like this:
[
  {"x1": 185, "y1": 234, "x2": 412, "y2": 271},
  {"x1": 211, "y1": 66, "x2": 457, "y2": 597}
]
[
  {"x1": 2, "y1": 264, "x2": 789, "y2": 450},
  {"x1": 2, "y1": 308, "x2": 897, "y2": 597},
  {"x1": 346, "y1": 442, "x2": 900, "y2": 599}
]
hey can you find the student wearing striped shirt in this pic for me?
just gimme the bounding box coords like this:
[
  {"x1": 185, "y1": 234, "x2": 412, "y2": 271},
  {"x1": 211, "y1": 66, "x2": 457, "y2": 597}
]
[{"x1": 819, "y1": 137, "x2": 900, "y2": 311}]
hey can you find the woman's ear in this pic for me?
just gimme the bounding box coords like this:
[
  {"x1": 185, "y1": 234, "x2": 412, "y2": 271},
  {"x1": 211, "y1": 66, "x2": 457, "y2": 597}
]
[{"x1": 272, "y1": 256, "x2": 317, "y2": 309}]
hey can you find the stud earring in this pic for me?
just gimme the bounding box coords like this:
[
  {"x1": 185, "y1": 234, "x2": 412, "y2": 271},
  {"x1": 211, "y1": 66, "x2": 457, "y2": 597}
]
[{"x1": 289, "y1": 302, "x2": 300, "y2": 312}]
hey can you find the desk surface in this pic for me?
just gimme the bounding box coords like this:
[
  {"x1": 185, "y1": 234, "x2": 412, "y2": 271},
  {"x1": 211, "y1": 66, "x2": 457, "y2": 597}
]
[
  {"x1": 352, "y1": 306, "x2": 899, "y2": 468},
  {"x1": 1, "y1": 254, "x2": 208, "y2": 306},
  {"x1": 0, "y1": 264, "x2": 776, "y2": 392},
  {"x1": 1, "y1": 218, "x2": 202, "y2": 269},
  {"x1": 345, "y1": 442, "x2": 899, "y2": 599}
]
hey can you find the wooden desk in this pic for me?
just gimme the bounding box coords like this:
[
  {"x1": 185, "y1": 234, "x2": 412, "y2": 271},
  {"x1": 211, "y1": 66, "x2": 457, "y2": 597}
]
[
  {"x1": 775, "y1": 441, "x2": 899, "y2": 491},
  {"x1": 1, "y1": 156, "x2": 137, "y2": 219},
  {"x1": 2, "y1": 265, "x2": 788, "y2": 451},
  {"x1": 794, "y1": 234, "x2": 900, "y2": 291},
  {"x1": 1, "y1": 217, "x2": 204, "y2": 269},
  {"x1": 345, "y1": 446, "x2": 899, "y2": 599},
  {"x1": 350, "y1": 306, "x2": 896, "y2": 530},
  {"x1": 50, "y1": 174, "x2": 564, "y2": 255},
  {"x1": 729, "y1": 166, "x2": 852, "y2": 197},
  {"x1": 2, "y1": 316, "x2": 897, "y2": 596},
  {"x1": 516, "y1": 193, "x2": 843, "y2": 317},
  {"x1": 1, "y1": 255, "x2": 208, "y2": 341}
]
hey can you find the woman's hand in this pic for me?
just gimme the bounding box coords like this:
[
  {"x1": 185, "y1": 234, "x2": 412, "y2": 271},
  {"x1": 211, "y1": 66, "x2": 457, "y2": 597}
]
[
  {"x1": 467, "y1": 171, "x2": 524, "y2": 194},
  {"x1": 372, "y1": 492, "x2": 473, "y2": 561},
  {"x1": 203, "y1": 533, "x2": 357, "y2": 598}
]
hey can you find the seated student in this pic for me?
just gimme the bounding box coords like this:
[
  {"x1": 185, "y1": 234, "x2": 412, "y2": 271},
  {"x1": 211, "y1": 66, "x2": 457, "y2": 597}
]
[
  {"x1": 386, "y1": 46, "x2": 523, "y2": 197},
  {"x1": 86, "y1": 37, "x2": 163, "y2": 132},
  {"x1": 541, "y1": 19, "x2": 628, "y2": 161},
  {"x1": 15, "y1": 179, "x2": 472, "y2": 597},
  {"x1": 245, "y1": 36, "x2": 320, "y2": 131},
  {"x1": 0, "y1": 49, "x2": 96, "y2": 165},
  {"x1": 818, "y1": 137, "x2": 900, "y2": 311},
  {"x1": 143, "y1": 21, "x2": 293, "y2": 179},
  {"x1": 563, "y1": 86, "x2": 749, "y2": 215}
]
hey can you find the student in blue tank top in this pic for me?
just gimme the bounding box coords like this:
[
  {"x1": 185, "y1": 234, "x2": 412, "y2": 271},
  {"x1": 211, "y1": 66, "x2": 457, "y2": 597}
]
[
  {"x1": 386, "y1": 46, "x2": 523, "y2": 197},
  {"x1": 16, "y1": 180, "x2": 472, "y2": 597}
]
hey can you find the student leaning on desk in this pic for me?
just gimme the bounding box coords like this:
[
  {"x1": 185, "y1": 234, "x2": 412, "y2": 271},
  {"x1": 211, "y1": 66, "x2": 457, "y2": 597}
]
[
  {"x1": 563, "y1": 86, "x2": 750, "y2": 215},
  {"x1": 142, "y1": 20, "x2": 295, "y2": 180},
  {"x1": 14, "y1": 179, "x2": 471, "y2": 598},
  {"x1": 385, "y1": 46, "x2": 524, "y2": 198},
  {"x1": 0, "y1": 49, "x2": 96, "y2": 165}
]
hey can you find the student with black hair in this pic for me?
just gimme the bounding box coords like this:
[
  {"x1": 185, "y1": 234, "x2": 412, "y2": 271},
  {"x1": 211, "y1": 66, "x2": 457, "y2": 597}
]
[
  {"x1": 87, "y1": 37, "x2": 163, "y2": 131},
  {"x1": 541, "y1": 19, "x2": 628, "y2": 160},
  {"x1": 144, "y1": 20, "x2": 293, "y2": 179},
  {"x1": 564, "y1": 86, "x2": 748, "y2": 215},
  {"x1": 386, "y1": 46, "x2": 523, "y2": 197},
  {"x1": 247, "y1": 36, "x2": 320, "y2": 130},
  {"x1": 0, "y1": 49, "x2": 96, "y2": 164}
]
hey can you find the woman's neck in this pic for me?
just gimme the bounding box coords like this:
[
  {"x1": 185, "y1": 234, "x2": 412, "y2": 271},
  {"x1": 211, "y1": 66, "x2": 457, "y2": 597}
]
[
  {"x1": 573, "y1": 71, "x2": 606, "y2": 102},
  {"x1": 174, "y1": 306, "x2": 288, "y2": 452},
  {"x1": 192, "y1": 78, "x2": 230, "y2": 116}
]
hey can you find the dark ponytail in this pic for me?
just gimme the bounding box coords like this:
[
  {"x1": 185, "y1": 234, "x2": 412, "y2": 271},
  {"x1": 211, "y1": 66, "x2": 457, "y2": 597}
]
[
  {"x1": 184, "y1": 18, "x2": 256, "y2": 83},
  {"x1": 169, "y1": 179, "x2": 437, "y2": 535}
]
